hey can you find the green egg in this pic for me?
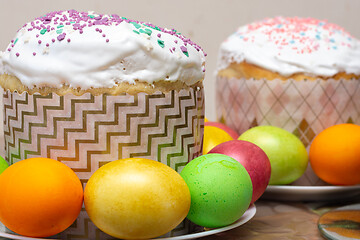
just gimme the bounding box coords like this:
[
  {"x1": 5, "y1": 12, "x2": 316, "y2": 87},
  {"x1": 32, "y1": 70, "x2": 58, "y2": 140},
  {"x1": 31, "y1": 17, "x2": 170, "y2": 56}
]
[
  {"x1": 180, "y1": 153, "x2": 252, "y2": 228},
  {"x1": 0, "y1": 156, "x2": 9, "y2": 175}
]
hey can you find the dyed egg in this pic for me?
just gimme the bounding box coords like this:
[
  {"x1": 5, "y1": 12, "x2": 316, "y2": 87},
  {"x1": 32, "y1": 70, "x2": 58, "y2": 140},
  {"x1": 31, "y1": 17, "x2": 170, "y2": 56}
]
[
  {"x1": 310, "y1": 124, "x2": 360, "y2": 185},
  {"x1": 0, "y1": 156, "x2": 8, "y2": 175},
  {"x1": 203, "y1": 125, "x2": 233, "y2": 154},
  {"x1": 0, "y1": 158, "x2": 83, "y2": 237},
  {"x1": 209, "y1": 140, "x2": 271, "y2": 204},
  {"x1": 205, "y1": 122, "x2": 239, "y2": 139},
  {"x1": 239, "y1": 126, "x2": 308, "y2": 185},
  {"x1": 84, "y1": 158, "x2": 190, "y2": 239},
  {"x1": 180, "y1": 154, "x2": 252, "y2": 228}
]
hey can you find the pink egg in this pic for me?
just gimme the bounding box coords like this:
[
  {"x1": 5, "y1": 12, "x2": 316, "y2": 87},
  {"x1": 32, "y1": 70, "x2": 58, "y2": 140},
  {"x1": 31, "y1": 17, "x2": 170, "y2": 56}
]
[
  {"x1": 209, "y1": 140, "x2": 271, "y2": 204},
  {"x1": 205, "y1": 122, "x2": 239, "y2": 139}
]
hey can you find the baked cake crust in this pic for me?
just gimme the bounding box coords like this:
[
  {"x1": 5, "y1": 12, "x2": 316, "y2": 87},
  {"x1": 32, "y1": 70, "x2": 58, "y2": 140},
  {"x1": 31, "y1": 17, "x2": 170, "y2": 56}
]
[
  {"x1": 218, "y1": 61, "x2": 359, "y2": 81},
  {"x1": 0, "y1": 74, "x2": 203, "y2": 95}
]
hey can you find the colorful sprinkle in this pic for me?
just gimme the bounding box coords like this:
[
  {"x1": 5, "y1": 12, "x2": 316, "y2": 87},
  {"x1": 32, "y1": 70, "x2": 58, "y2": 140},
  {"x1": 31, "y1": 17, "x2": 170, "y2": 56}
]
[
  {"x1": 238, "y1": 16, "x2": 354, "y2": 54},
  {"x1": 57, "y1": 33, "x2": 66, "y2": 41},
  {"x1": 130, "y1": 22, "x2": 141, "y2": 29},
  {"x1": 5, "y1": 10, "x2": 206, "y2": 61},
  {"x1": 157, "y1": 39, "x2": 164, "y2": 48},
  {"x1": 180, "y1": 46, "x2": 189, "y2": 57},
  {"x1": 139, "y1": 28, "x2": 152, "y2": 36}
]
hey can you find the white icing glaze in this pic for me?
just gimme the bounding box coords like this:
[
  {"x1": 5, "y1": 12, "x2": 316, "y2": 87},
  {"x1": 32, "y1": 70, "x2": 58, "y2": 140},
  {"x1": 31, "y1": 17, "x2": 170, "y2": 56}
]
[
  {"x1": 218, "y1": 17, "x2": 360, "y2": 77},
  {"x1": 0, "y1": 10, "x2": 206, "y2": 89}
]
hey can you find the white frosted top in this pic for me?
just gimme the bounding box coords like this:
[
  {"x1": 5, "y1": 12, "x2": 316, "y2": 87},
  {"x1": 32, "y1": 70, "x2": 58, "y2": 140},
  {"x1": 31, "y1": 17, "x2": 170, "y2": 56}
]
[
  {"x1": 218, "y1": 17, "x2": 360, "y2": 77},
  {"x1": 0, "y1": 10, "x2": 206, "y2": 89}
]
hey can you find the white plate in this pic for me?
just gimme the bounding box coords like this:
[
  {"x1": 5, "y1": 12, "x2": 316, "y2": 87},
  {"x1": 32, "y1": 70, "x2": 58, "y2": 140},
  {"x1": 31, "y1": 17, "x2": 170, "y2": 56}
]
[
  {"x1": 0, "y1": 204, "x2": 256, "y2": 240},
  {"x1": 261, "y1": 185, "x2": 360, "y2": 202}
]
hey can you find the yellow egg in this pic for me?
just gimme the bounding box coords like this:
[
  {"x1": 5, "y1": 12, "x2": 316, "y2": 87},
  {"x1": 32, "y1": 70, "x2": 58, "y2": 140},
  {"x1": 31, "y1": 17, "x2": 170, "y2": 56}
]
[
  {"x1": 84, "y1": 158, "x2": 190, "y2": 239},
  {"x1": 203, "y1": 125, "x2": 233, "y2": 154}
]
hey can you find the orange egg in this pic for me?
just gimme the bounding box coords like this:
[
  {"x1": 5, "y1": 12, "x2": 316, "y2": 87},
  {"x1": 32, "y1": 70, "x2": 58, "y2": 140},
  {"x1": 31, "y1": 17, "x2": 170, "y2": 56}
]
[
  {"x1": 309, "y1": 124, "x2": 360, "y2": 185},
  {"x1": 203, "y1": 125, "x2": 233, "y2": 154},
  {"x1": 0, "y1": 158, "x2": 83, "y2": 237}
]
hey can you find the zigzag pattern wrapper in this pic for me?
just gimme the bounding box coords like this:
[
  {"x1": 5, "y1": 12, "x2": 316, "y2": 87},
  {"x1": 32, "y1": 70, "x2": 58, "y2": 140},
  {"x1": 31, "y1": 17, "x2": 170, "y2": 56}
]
[
  {"x1": 3, "y1": 87, "x2": 204, "y2": 239},
  {"x1": 216, "y1": 77, "x2": 360, "y2": 186}
]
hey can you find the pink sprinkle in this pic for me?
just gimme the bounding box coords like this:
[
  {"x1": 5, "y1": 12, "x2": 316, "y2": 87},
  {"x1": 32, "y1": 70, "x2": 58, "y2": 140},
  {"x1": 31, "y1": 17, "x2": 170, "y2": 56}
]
[
  {"x1": 38, "y1": 40, "x2": 42, "y2": 44},
  {"x1": 157, "y1": 33, "x2": 161, "y2": 38},
  {"x1": 46, "y1": 43, "x2": 50, "y2": 47},
  {"x1": 7, "y1": 48, "x2": 11, "y2": 52},
  {"x1": 99, "y1": 29, "x2": 102, "y2": 33},
  {"x1": 16, "y1": 53, "x2": 20, "y2": 57},
  {"x1": 80, "y1": 30, "x2": 84, "y2": 34},
  {"x1": 52, "y1": 39, "x2": 55, "y2": 43},
  {"x1": 67, "y1": 38, "x2": 71, "y2": 42},
  {"x1": 33, "y1": 52, "x2": 36, "y2": 56},
  {"x1": 102, "y1": 34, "x2": 106, "y2": 37},
  {"x1": 106, "y1": 39, "x2": 109, "y2": 42}
]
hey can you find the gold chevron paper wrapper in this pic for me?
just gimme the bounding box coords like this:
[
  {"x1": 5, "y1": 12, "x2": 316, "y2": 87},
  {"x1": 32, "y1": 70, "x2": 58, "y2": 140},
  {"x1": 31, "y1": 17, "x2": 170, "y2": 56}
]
[
  {"x1": 3, "y1": 87, "x2": 204, "y2": 239},
  {"x1": 216, "y1": 77, "x2": 360, "y2": 186}
]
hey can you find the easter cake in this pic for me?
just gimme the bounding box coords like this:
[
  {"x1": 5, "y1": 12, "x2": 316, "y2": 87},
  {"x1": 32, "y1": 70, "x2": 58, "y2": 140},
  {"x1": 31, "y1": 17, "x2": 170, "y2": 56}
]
[
  {"x1": 216, "y1": 17, "x2": 360, "y2": 150},
  {"x1": 0, "y1": 10, "x2": 206, "y2": 238}
]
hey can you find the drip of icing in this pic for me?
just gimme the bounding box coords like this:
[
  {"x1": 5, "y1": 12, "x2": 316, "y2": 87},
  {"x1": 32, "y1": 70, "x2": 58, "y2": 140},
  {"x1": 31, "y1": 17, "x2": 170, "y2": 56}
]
[
  {"x1": 217, "y1": 16, "x2": 360, "y2": 77},
  {"x1": 0, "y1": 10, "x2": 206, "y2": 89}
]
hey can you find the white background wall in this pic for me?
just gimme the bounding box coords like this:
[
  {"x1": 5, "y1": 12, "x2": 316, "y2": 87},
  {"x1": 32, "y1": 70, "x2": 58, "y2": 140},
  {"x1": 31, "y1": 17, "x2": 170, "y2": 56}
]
[{"x1": 1, "y1": 0, "x2": 360, "y2": 121}]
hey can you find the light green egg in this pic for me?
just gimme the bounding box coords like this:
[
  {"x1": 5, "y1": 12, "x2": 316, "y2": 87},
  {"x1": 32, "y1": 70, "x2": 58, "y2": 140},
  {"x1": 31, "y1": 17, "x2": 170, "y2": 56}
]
[
  {"x1": 0, "y1": 156, "x2": 9, "y2": 175},
  {"x1": 180, "y1": 153, "x2": 252, "y2": 228}
]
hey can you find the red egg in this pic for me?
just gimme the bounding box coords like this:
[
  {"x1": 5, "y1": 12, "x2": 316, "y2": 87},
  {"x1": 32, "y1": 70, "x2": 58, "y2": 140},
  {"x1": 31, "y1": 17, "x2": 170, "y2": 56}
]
[
  {"x1": 209, "y1": 140, "x2": 271, "y2": 204},
  {"x1": 205, "y1": 122, "x2": 239, "y2": 139}
]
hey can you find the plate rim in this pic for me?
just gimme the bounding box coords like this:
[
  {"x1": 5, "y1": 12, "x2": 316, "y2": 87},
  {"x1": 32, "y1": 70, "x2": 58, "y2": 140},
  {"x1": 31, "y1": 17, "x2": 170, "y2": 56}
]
[
  {"x1": 266, "y1": 184, "x2": 360, "y2": 191},
  {"x1": 262, "y1": 184, "x2": 360, "y2": 201},
  {"x1": 156, "y1": 204, "x2": 256, "y2": 240},
  {"x1": 0, "y1": 204, "x2": 256, "y2": 240}
]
